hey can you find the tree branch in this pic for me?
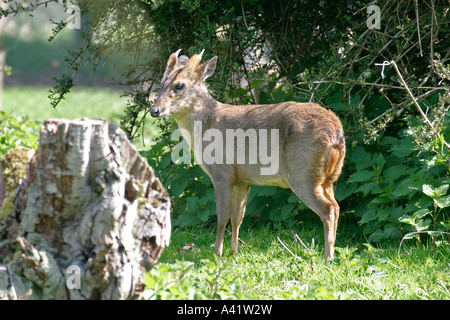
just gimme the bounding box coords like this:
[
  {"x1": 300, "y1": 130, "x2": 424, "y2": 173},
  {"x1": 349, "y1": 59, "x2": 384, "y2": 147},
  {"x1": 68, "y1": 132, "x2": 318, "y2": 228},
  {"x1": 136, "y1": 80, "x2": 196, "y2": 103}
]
[{"x1": 377, "y1": 60, "x2": 450, "y2": 150}]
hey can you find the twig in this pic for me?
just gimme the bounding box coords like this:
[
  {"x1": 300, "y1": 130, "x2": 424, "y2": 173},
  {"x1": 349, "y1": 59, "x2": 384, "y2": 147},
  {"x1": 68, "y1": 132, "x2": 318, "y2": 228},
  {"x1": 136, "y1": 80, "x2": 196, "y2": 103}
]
[
  {"x1": 398, "y1": 231, "x2": 450, "y2": 257},
  {"x1": 367, "y1": 86, "x2": 441, "y2": 126},
  {"x1": 414, "y1": 0, "x2": 423, "y2": 57},
  {"x1": 277, "y1": 236, "x2": 302, "y2": 260},
  {"x1": 375, "y1": 60, "x2": 450, "y2": 150},
  {"x1": 292, "y1": 232, "x2": 314, "y2": 252},
  {"x1": 240, "y1": 0, "x2": 249, "y2": 30},
  {"x1": 293, "y1": 233, "x2": 309, "y2": 251},
  {"x1": 7, "y1": 265, "x2": 16, "y2": 300},
  {"x1": 437, "y1": 278, "x2": 450, "y2": 296},
  {"x1": 430, "y1": 0, "x2": 437, "y2": 76},
  {"x1": 294, "y1": 79, "x2": 444, "y2": 91}
]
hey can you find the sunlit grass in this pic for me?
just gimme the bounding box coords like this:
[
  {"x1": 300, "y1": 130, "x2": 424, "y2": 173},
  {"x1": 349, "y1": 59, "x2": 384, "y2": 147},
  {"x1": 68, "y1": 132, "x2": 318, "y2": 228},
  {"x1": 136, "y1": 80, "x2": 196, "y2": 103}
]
[
  {"x1": 152, "y1": 223, "x2": 450, "y2": 300},
  {"x1": 2, "y1": 86, "x2": 124, "y2": 121},
  {"x1": 1, "y1": 86, "x2": 159, "y2": 149}
]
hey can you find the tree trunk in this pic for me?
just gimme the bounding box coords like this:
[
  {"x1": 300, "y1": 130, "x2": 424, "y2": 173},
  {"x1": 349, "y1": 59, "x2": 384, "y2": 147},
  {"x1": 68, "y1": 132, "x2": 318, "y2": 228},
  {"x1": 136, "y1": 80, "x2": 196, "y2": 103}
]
[
  {"x1": 0, "y1": 49, "x2": 5, "y2": 109},
  {"x1": 0, "y1": 119, "x2": 171, "y2": 299}
]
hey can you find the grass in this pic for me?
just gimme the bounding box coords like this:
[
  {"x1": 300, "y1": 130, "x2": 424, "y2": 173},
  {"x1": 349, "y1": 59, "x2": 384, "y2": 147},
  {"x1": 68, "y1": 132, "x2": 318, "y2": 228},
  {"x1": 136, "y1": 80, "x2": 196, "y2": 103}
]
[
  {"x1": 147, "y1": 222, "x2": 450, "y2": 300},
  {"x1": 2, "y1": 86, "x2": 126, "y2": 122},
  {"x1": 1, "y1": 86, "x2": 159, "y2": 148}
]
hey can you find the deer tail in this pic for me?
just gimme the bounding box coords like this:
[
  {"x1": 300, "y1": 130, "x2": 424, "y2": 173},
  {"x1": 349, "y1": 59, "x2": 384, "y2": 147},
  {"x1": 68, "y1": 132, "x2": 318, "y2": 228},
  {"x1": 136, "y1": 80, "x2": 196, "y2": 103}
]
[{"x1": 324, "y1": 131, "x2": 346, "y2": 183}]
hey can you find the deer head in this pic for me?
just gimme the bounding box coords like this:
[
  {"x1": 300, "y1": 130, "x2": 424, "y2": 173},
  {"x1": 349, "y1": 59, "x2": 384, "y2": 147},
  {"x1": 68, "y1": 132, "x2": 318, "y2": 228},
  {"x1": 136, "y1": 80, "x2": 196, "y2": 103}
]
[{"x1": 150, "y1": 50, "x2": 218, "y2": 118}]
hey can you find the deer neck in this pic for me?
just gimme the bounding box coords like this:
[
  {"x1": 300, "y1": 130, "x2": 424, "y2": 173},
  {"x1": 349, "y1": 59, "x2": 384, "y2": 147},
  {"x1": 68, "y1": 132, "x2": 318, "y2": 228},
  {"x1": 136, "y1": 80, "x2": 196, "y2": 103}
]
[{"x1": 173, "y1": 93, "x2": 217, "y2": 150}]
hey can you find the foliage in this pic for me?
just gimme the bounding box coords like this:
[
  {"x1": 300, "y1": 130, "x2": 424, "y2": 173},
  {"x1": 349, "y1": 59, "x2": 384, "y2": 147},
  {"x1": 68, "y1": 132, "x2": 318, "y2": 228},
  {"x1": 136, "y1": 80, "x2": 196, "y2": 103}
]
[
  {"x1": 347, "y1": 125, "x2": 450, "y2": 242},
  {"x1": 142, "y1": 258, "x2": 248, "y2": 300},
  {"x1": 0, "y1": 111, "x2": 40, "y2": 156}
]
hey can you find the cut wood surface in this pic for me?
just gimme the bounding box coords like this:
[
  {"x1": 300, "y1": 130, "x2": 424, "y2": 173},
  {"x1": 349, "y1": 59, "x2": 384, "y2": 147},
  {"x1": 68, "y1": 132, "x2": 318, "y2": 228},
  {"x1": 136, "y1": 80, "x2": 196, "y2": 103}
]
[{"x1": 0, "y1": 119, "x2": 171, "y2": 299}]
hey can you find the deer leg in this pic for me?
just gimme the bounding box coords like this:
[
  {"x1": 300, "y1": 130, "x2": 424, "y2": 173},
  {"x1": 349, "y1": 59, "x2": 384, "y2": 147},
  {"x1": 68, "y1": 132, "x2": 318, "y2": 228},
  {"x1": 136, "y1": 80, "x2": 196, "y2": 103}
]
[
  {"x1": 311, "y1": 190, "x2": 337, "y2": 263},
  {"x1": 288, "y1": 180, "x2": 339, "y2": 263},
  {"x1": 324, "y1": 183, "x2": 340, "y2": 247},
  {"x1": 214, "y1": 182, "x2": 232, "y2": 257},
  {"x1": 230, "y1": 184, "x2": 250, "y2": 254}
]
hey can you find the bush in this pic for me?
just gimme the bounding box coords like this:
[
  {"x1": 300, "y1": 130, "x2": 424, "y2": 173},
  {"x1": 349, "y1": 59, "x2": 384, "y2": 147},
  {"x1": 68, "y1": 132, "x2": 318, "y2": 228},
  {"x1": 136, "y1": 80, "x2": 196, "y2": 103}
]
[
  {"x1": 348, "y1": 123, "x2": 450, "y2": 241},
  {"x1": 0, "y1": 111, "x2": 40, "y2": 156}
]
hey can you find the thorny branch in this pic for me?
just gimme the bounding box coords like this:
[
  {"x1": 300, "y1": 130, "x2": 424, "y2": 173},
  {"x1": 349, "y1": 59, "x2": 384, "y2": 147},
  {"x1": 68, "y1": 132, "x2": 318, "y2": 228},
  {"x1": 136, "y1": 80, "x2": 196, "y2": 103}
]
[{"x1": 376, "y1": 60, "x2": 450, "y2": 150}]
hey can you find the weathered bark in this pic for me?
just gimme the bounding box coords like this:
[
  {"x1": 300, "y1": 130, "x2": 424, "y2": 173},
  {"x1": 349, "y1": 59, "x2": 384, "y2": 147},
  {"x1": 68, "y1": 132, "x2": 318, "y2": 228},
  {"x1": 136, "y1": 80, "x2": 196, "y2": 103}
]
[{"x1": 0, "y1": 119, "x2": 171, "y2": 299}]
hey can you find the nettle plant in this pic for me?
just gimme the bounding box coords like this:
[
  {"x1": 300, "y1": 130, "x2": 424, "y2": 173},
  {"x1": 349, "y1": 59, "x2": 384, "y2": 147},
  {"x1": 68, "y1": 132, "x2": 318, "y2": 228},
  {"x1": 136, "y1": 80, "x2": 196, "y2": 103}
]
[
  {"x1": 347, "y1": 104, "x2": 450, "y2": 242},
  {"x1": 0, "y1": 112, "x2": 40, "y2": 156}
]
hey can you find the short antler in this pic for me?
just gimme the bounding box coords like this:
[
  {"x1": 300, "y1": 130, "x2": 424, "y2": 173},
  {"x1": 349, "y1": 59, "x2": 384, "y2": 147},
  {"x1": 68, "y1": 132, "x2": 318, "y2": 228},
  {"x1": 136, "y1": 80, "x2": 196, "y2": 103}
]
[{"x1": 185, "y1": 49, "x2": 205, "y2": 70}]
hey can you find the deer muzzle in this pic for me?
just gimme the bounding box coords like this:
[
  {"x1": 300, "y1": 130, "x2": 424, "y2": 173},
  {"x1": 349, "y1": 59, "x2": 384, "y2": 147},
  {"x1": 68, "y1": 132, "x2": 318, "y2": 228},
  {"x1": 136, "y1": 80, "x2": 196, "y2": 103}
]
[{"x1": 150, "y1": 106, "x2": 160, "y2": 117}]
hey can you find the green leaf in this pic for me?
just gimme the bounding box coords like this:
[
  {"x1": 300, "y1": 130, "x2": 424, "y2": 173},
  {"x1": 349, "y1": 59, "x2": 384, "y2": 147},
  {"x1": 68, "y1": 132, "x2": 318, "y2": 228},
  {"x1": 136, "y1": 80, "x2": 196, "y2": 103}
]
[
  {"x1": 186, "y1": 196, "x2": 200, "y2": 209},
  {"x1": 280, "y1": 203, "x2": 296, "y2": 219},
  {"x1": 179, "y1": 214, "x2": 196, "y2": 227},
  {"x1": 414, "y1": 208, "x2": 432, "y2": 219},
  {"x1": 383, "y1": 165, "x2": 408, "y2": 182},
  {"x1": 268, "y1": 206, "x2": 283, "y2": 221},
  {"x1": 257, "y1": 186, "x2": 279, "y2": 196},
  {"x1": 436, "y1": 184, "x2": 449, "y2": 197},
  {"x1": 348, "y1": 146, "x2": 372, "y2": 170},
  {"x1": 399, "y1": 211, "x2": 431, "y2": 232},
  {"x1": 415, "y1": 219, "x2": 432, "y2": 232},
  {"x1": 392, "y1": 181, "x2": 410, "y2": 198},
  {"x1": 435, "y1": 195, "x2": 450, "y2": 209},
  {"x1": 372, "y1": 153, "x2": 385, "y2": 171},
  {"x1": 390, "y1": 139, "x2": 415, "y2": 157},
  {"x1": 399, "y1": 215, "x2": 414, "y2": 225},
  {"x1": 197, "y1": 209, "x2": 210, "y2": 222},
  {"x1": 348, "y1": 170, "x2": 376, "y2": 183},
  {"x1": 423, "y1": 184, "x2": 449, "y2": 199},
  {"x1": 287, "y1": 192, "x2": 300, "y2": 203},
  {"x1": 335, "y1": 180, "x2": 358, "y2": 201},
  {"x1": 427, "y1": 231, "x2": 446, "y2": 237},
  {"x1": 246, "y1": 196, "x2": 267, "y2": 215},
  {"x1": 422, "y1": 184, "x2": 435, "y2": 198},
  {"x1": 327, "y1": 102, "x2": 346, "y2": 111},
  {"x1": 359, "y1": 210, "x2": 377, "y2": 225},
  {"x1": 356, "y1": 182, "x2": 381, "y2": 195},
  {"x1": 377, "y1": 208, "x2": 391, "y2": 221},
  {"x1": 169, "y1": 176, "x2": 189, "y2": 197}
]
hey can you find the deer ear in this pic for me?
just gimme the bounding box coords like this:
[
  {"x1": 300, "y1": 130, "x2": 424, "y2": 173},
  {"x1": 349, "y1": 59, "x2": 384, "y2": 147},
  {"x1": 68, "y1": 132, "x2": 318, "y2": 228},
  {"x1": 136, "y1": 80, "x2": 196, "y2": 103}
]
[
  {"x1": 201, "y1": 56, "x2": 217, "y2": 81},
  {"x1": 163, "y1": 49, "x2": 181, "y2": 80}
]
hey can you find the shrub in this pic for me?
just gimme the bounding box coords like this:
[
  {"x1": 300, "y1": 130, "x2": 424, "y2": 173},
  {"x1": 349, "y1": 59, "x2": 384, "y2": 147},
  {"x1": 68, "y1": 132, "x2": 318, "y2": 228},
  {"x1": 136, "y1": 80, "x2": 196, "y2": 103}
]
[{"x1": 0, "y1": 111, "x2": 40, "y2": 156}]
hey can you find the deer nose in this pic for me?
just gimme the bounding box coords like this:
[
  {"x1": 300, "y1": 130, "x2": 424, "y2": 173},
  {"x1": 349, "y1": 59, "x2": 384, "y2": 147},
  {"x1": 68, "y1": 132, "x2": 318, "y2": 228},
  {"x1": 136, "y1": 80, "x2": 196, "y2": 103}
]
[{"x1": 150, "y1": 107, "x2": 160, "y2": 117}]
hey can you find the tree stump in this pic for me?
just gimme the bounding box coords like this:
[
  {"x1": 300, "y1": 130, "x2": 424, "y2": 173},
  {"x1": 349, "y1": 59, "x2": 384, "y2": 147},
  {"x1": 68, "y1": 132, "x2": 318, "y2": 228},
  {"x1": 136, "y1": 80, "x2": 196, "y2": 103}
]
[{"x1": 0, "y1": 119, "x2": 171, "y2": 299}]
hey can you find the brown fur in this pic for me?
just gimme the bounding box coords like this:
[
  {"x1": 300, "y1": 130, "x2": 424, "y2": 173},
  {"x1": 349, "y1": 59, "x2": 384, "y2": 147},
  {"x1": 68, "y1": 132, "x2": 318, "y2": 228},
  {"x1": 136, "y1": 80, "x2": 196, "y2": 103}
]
[{"x1": 151, "y1": 51, "x2": 346, "y2": 262}]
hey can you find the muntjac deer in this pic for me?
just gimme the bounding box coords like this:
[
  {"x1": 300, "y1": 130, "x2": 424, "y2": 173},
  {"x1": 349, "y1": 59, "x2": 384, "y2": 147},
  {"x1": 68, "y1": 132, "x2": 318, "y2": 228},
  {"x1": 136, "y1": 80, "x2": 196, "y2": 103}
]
[{"x1": 150, "y1": 50, "x2": 346, "y2": 262}]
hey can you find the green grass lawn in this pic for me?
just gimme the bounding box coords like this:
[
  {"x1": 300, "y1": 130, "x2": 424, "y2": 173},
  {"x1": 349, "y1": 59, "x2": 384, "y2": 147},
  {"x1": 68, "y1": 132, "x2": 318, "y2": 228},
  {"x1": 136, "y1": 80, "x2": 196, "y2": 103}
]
[
  {"x1": 146, "y1": 223, "x2": 450, "y2": 300},
  {"x1": 2, "y1": 86, "x2": 125, "y2": 122},
  {"x1": 1, "y1": 86, "x2": 159, "y2": 148}
]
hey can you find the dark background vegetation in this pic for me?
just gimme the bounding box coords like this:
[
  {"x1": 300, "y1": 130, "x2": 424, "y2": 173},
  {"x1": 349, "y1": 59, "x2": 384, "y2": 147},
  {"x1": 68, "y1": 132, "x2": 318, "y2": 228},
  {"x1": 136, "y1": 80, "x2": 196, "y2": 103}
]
[{"x1": 2, "y1": 0, "x2": 450, "y2": 244}]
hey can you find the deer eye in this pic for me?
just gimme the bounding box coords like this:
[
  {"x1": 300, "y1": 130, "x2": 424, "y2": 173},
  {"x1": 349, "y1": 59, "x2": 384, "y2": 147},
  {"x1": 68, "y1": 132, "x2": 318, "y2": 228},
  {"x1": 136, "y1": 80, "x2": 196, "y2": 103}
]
[{"x1": 174, "y1": 83, "x2": 185, "y2": 91}]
